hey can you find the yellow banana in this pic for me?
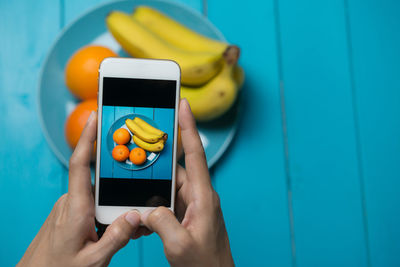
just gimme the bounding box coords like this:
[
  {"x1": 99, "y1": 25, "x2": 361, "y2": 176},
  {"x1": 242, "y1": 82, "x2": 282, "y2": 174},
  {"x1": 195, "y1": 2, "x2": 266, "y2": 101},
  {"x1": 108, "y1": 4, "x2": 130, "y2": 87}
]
[
  {"x1": 106, "y1": 11, "x2": 223, "y2": 86},
  {"x1": 133, "y1": 117, "x2": 166, "y2": 140},
  {"x1": 132, "y1": 6, "x2": 228, "y2": 55},
  {"x1": 125, "y1": 119, "x2": 160, "y2": 143},
  {"x1": 133, "y1": 135, "x2": 165, "y2": 152},
  {"x1": 181, "y1": 46, "x2": 241, "y2": 122}
]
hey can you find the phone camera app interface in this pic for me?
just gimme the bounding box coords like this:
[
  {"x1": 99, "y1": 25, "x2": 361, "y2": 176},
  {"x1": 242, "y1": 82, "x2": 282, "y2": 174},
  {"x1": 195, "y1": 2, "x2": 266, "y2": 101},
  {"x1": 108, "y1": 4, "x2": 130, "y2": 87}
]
[{"x1": 99, "y1": 77, "x2": 176, "y2": 207}]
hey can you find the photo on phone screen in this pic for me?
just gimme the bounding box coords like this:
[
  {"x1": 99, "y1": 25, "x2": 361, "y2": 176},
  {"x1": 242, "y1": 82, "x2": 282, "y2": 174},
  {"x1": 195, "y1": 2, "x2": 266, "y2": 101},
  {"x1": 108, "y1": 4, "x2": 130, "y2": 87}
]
[{"x1": 98, "y1": 77, "x2": 176, "y2": 208}]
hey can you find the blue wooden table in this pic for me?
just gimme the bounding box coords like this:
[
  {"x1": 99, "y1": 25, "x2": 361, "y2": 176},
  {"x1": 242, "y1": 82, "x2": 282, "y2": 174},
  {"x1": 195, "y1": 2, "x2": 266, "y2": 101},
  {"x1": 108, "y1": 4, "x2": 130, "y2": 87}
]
[{"x1": 1, "y1": 0, "x2": 399, "y2": 266}]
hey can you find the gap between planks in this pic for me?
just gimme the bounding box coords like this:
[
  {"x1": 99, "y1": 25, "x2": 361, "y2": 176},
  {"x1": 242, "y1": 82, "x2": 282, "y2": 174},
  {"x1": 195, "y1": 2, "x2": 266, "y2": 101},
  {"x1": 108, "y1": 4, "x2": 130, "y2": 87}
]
[
  {"x1": 343, "y1": 0, "x2": 371, "y2": 266},
  {"x1": 273, "y1": 0, "x2": 297, "y2": 266}
]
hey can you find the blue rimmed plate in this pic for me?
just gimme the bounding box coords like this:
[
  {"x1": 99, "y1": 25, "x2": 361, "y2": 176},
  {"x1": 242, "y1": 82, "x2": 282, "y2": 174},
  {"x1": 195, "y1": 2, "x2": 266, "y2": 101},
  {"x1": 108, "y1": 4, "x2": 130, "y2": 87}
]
[{"x1": 38, "y1": 0, "x2": 239, "y2": 169}]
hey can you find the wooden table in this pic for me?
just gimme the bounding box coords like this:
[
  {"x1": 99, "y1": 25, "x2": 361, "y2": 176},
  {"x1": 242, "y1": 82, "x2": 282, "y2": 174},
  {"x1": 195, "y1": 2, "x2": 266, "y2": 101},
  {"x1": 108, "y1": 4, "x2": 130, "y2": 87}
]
[{"x1": 1, "y1": 0, "x2": 399, "y2": 266}]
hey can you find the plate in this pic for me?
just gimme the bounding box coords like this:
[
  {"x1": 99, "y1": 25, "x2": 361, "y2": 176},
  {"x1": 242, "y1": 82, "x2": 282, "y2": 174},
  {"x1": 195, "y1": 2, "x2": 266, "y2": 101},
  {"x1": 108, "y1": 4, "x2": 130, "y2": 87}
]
[
  {"x1": 106, "y1": 114, "x2": 160, "y2": 170},
  {"x1": 38, "y1": 0, "x2": 239, "y2": 169}
]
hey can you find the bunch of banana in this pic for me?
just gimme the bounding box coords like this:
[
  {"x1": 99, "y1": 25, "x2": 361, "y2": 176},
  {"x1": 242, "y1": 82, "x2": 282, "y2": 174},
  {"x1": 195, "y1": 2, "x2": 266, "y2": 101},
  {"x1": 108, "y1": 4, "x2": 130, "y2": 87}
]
[
  {"x1": 106, "y1": 6, "x2": 245, "y2": 121},
  {"x1": 106, "y1": 11, "x2": 223, "y2": 86},
  {"x1": 181, "y1": 46, "x2": 241, "y2": 121},
  {"x1": 125, "y1": 117, "x2": 167, "y2": 152}
]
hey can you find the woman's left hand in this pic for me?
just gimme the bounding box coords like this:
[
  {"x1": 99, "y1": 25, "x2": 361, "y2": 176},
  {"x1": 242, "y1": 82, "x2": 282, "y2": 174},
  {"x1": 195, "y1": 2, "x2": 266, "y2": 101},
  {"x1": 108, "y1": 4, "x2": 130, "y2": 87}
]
[{"x1": 18, "y1": 112, "x2": 142, "y2": 267}]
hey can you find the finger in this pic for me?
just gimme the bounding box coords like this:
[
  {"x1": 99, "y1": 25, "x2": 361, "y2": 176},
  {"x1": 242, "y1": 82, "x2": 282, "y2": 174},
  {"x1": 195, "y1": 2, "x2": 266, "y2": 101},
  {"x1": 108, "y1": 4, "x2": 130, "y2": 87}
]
[
  {"x1": 68, "y1": 111, "x2": 97, "y2": 200},
  {"x1": 141, "y1": 207, "x2": 188, "y2": 246},
  {"x1": 131, "y1": 226, "x2": 153, "y2": 239},
  {"x1": 94, "y1": 210, "x2": 140, "y2": 261},
  {"x1": 176, "y1": 164, "x2": 187, "y2": 190},
  {"x1": 178, "y1": 99, "x2": 211, "y2": 189},
  {"x1": 175, "y1": 190, "x2": 187, "y2": 222},
  {"x1": 175, "y1": 165, "x2": 188, "y2": 220}
]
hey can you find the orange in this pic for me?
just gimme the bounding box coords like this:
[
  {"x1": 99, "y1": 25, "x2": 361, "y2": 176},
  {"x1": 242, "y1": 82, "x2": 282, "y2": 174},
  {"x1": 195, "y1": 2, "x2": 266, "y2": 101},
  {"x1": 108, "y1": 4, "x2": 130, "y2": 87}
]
[
  {"x1": 65, "y1": 45, "x2": 118, "y2": 100},
  {"x1": 112, "y1": 145, "x2": 130, "y2": 162},
  {"x1": 65, "y1": 99, "x2": 97, "y2": 149},
  {"x1": 129, "y1": 147, "x2": 147, "y2": 165},
  {"x1": 113, "y1": 128, "x2": 131, "y2": 145}
]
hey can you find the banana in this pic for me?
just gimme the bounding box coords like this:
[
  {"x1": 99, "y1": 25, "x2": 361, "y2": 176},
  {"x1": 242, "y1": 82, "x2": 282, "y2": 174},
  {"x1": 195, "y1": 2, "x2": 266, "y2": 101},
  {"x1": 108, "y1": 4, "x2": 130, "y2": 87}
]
[
  {"x1": 133, "y1": 135, "x2": 164, "y2": 152},
  {"x1": 132, "y1": 6, "x2": 228, "y2": 55},
  {"x1": 181, "y1": 46, "x2": 241, "y2": 122},
  {"x1": 125, "y1": 119, "x2": 161, "y2": 143},
  {"x1": 106, "y1": 11, "x2": 223, "y2": 86},
  {"x1": 133, "y1": 117, "x2": 167, "y2": 141}
]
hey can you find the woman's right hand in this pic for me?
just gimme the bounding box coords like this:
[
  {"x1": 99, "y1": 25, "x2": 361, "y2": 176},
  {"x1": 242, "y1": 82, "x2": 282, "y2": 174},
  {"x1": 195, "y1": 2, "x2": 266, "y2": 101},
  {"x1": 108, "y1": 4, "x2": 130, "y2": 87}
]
[{"x1": 140, "y1": 99, "x2": 234, "y2": 267}]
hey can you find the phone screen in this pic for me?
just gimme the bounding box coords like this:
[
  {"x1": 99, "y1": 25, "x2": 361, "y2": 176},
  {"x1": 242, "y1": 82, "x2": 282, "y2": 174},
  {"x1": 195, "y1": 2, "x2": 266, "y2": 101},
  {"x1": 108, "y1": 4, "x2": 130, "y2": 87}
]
[{"x1": 98, "y1": 77, "x2": 176, "y2": 207}]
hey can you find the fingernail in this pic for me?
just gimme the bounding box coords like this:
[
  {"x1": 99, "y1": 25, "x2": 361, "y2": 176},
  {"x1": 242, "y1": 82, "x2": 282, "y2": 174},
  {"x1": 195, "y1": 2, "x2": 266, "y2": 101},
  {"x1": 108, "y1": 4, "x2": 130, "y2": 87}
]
[
  {"x1": 182, "y1": 98, "x2": 190, "y2": 108},
  {"x1": 125, "y1": 210, "x2": 140, "y2": 226},
  {"x1": 141, "y1": 209, "x2": 152, "y2": 222},
  {"x1": 182, "y1": 98, "x2": 193, "y2": 115}
]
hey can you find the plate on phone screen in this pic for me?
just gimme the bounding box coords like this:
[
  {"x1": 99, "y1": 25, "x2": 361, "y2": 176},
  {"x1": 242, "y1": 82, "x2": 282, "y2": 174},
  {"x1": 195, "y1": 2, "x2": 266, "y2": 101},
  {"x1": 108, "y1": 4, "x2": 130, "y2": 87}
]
[
  {"x1": 106, "y1": 114, "x2": 161, "y2": 171},
  {"x1": 38, "y1": 0, "x2": 239, "y2": 170}
]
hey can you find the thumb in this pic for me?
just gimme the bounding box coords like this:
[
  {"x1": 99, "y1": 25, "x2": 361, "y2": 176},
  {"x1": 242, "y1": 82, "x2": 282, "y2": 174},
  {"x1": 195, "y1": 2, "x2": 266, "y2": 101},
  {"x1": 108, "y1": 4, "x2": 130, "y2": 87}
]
[
  {"x1": 141, "y1": 207, "x2": 187, "y2": 246},
  {"x1": 95, "y1": 211, "x2": 141, "y2": 262}
]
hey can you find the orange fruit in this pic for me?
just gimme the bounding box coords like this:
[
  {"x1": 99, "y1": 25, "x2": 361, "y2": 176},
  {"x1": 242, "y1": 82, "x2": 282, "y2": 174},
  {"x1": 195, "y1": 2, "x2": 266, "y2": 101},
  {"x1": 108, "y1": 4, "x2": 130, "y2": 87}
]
[
  {"x1": 129, "y1": 147, "x2": 147, "y2": 165},
  {"x1": 65, "y1": 45, "x2": 118, "y2": 100},
  {"x1": 112, "y1": 145, "x2": 130, "y2": 162},
  {"x1": 113, "y1": 128, "x2": 131, "y2": 145},
  {"x1": 65, "y1": 99, "x2": 97, "y2": 149}
]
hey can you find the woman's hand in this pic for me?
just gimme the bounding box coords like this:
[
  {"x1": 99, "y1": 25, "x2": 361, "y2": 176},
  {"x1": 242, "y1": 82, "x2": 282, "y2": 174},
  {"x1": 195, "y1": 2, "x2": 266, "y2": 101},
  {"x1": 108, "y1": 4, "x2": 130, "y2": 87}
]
[
  {"x1": 18, "y1": 112, "x2": 141, "y2": 267},
  {"x1": 141, "y1": 99, "x2": 234, "y2": 267}
]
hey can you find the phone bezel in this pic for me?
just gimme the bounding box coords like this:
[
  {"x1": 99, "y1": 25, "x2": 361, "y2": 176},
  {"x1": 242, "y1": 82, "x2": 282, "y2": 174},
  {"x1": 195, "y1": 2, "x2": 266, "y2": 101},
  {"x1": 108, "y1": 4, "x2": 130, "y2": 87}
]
[{"x1": 95, "y1": 57, "x2": 180, "y2": 225}]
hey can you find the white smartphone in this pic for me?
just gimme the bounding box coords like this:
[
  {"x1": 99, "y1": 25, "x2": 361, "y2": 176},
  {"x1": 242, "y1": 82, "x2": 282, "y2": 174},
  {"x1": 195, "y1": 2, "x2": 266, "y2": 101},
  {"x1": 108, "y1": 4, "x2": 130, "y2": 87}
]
[{"x1": 95, "y1": 57, "x2": 180, "y2": 224}]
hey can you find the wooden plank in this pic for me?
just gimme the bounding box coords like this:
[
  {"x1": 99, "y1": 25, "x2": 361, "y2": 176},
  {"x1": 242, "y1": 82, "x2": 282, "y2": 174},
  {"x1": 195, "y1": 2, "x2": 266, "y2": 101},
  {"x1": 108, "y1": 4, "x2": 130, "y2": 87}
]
[
  {"x1": 207, "y1": 0, "x2": 294, "y2": 266},
  {"x1": 0, "y1": 0, "x2": 65, "y2": 265},
  {"x1": 346, "y1": 1, "x2": 400, "y2": 266},
  {"x1": 142, "y1": 234, "x2": 169, "y2": 266},
  {"x1": 108, "y1": 240, "x2": 141, "y2": 267},
  {"x1": 107, "y1": 239, "x2": 141, "y2": 267},
  {"x1": 64, "y1": 0, "x2": 111, "y2": 24},
  {"x1": 277, "y1": 0, "x2": 368, "y2": 266},
  {"x1": 64, "y1": 0, "x2": 204, "y2": 25}
]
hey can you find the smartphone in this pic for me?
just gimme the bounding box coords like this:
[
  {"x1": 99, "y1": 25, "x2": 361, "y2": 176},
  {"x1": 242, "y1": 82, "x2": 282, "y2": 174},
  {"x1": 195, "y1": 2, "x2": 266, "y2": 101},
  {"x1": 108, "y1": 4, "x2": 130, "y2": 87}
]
[{"x1": 95, "y1": 57, "x2": 180, "y2": 224}]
